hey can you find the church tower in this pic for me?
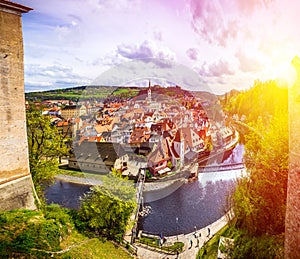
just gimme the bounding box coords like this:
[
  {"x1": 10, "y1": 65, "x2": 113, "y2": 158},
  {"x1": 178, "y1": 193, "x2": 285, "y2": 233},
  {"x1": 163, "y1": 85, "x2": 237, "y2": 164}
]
[
  {"x1": 147, "y1": 80, "x2": 151, "y2": 103},
  {"x1": 173, "y1": 128, "x2": 185, "y2": 167},
  {"x1": 0, "y1": 0, "x2": 36, "y2": 211}
]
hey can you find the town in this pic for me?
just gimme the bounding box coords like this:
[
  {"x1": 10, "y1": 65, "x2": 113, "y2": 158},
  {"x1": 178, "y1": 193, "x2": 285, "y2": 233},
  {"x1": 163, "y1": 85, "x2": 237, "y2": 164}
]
[{"x1": 31, "y1": 82, "x2": 237, "y2": 181}]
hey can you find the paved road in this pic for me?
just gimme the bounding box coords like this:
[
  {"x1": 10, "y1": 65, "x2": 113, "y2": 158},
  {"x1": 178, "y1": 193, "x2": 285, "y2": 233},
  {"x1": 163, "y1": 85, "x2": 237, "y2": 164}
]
[{"x1": 135, "y1": 212, "x2": 229, "y2": 259}]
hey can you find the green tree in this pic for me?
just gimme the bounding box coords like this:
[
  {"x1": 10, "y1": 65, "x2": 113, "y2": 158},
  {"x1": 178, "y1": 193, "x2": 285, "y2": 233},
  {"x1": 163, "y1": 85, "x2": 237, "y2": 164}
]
[
  {"x1": 26, "y1": 105, "x2": 68, "y2": 196},
  {"x1": 79, "y1": 178, "x2": 136, "y2": 241},
  {"x1": 231, "y1": 111, "x2": 288, "y2": 235},
  {"x1": 167, "y1": 160, "x2": 173, "y2": 169},
  {"x1": 224, "y1": 80, "x2": 288, "y2": 123}
]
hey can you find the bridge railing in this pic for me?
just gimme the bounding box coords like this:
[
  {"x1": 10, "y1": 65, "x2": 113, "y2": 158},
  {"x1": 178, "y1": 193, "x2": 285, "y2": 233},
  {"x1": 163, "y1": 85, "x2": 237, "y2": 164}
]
[{"x1": 198, "y1": 163, "x2": 244, "y2": 173}]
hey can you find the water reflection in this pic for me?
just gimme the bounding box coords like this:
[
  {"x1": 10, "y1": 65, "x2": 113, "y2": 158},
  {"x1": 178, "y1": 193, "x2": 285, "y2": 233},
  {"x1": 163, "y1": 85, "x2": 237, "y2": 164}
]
[
  {"x1": 141, "y1": 143, "x2": 244, "y2": 235},
  {"x1": 45, "y1": 180, "x2": 91, "y2": 209},
  {"x1": 45, "y1": 144, "x2": 244, "y2": 235},
  {"x1": 141, "y1": 178, "x2": 235, "y2": 236}
]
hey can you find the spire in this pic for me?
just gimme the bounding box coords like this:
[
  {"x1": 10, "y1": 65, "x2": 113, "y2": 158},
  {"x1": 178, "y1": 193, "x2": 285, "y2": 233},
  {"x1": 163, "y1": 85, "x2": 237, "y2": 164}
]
[{"x1": 148, "y1": 80, "x2": 151, "y2": 103}]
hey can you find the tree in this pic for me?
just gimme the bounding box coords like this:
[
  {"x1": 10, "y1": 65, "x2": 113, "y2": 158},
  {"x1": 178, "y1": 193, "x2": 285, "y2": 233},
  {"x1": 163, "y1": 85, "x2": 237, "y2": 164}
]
[
  {"x1": 231, "y1": 111, "x2": 288, "y2": 235},
  {"x1": 26, "y1": 105, "x2": 68, "y2": 195},
  {"x1": 224, "y1": 80, "x2": 288, "y2": 123},
  {"x1": 79, "y1": 176, "x2": 136, "y2": 241}
]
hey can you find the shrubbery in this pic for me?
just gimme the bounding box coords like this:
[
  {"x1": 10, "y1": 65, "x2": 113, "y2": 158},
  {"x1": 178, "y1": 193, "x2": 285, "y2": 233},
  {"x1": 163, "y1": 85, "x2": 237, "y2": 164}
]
[{"x1": 0, "y1": 205, "x2": 73, "y2": 257}]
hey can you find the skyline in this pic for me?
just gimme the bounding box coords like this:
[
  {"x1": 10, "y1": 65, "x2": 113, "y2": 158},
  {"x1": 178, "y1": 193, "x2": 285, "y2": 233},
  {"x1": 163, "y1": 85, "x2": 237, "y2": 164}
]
[{"x1": 19, "y1": 0, "x2": 300, "y2": 95}]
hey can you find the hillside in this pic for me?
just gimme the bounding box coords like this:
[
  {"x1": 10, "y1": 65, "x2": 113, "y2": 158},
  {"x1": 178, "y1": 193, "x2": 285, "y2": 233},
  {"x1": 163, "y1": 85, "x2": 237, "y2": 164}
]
[
  {"x1": 0, "y1": 205, "x2": 133, "y2": 259},
  {"x1": 26, "y1": 84, "x2": 218, "y2": 103},
  {"x1": 25, "y1": 85, "x2": 119, "y2": 101}
]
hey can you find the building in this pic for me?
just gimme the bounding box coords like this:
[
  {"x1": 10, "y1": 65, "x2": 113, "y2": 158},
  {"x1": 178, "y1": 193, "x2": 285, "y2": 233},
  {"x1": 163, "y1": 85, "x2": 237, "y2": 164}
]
[
  {"x1": 148, "y1": 138, "x2": 172, "y2": 176},
  {"x1": 68, "y1": 142, "x2": 120, "y2": 174},
  {"x1": 61, "y1": 105, "x2": 86, "y2": 119}
]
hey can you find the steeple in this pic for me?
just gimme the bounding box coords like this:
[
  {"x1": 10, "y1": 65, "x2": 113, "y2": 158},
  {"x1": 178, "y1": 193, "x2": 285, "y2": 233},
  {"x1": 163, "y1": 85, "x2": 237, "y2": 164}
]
[{"x1": 147, "y1": 80, "x2": 151, "y2": 103}]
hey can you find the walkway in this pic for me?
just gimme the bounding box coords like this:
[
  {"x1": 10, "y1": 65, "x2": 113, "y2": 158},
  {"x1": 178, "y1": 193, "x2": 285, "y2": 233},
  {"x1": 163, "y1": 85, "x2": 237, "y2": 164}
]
[{"x1": 135, "y1": 213, "x2": 229, "y2": 259}]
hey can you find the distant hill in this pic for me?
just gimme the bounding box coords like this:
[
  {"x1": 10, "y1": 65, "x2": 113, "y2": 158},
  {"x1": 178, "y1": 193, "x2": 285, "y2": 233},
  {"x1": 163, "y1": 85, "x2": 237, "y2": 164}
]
[
  {"x1": 25, "y1": 85, "x2": 221, "y2": 103},
  {"x1": 25, "y1": 85, "x2": 119, "y2": 101}
]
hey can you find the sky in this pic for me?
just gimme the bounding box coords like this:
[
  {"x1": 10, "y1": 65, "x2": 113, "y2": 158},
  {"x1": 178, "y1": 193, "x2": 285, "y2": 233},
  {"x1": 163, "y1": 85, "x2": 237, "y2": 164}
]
[{"x1": 18, "y1": 0, "x2": 300, "y2": 95}]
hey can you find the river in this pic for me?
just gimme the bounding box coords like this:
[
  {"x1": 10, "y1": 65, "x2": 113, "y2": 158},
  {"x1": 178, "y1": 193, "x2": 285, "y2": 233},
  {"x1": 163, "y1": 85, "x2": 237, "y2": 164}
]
[{"x1": 45, "y1": 143, "x2": 245, "y2": 235}]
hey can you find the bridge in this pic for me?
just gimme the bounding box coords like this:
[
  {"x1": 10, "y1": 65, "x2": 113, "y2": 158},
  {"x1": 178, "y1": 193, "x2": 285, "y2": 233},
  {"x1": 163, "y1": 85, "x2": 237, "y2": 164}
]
[
  {"x1": 131, "y1": 169, "x2": 146, "y2": 243},
  {"x1": 231, "y1": 120, "x2": 262, "y2": 138},
  {"x1": 198, "y1": 162, "x2": 245, "y2": 173}
]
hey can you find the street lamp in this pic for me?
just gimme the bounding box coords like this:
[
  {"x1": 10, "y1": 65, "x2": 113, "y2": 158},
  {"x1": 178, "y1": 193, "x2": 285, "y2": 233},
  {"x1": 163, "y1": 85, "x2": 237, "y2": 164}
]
[{"x1": 176, "y1": 217, "x2": 179, "y2": 241}]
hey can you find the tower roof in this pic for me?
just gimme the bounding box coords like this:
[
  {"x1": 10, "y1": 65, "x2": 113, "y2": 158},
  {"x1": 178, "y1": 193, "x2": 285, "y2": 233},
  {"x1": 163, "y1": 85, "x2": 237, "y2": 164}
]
[{"x1": 0, "y1": 0, "x2": 32, "y2": 14}]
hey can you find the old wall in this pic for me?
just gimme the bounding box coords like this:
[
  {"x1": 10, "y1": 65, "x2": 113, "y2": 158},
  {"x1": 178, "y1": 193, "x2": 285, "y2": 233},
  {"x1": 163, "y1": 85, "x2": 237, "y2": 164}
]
[
  {"x1": 285, "y1": 58, "x2": 300, "y2": 258},
  {"x1": 0, "y1": 1, "x2": 35, "y2": 211}
]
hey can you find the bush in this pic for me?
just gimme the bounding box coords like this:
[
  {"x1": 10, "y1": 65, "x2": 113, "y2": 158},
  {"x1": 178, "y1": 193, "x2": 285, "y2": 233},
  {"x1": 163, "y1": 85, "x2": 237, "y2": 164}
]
[
  {"x1": 79, "y1": 185, "x2": 136, "y2": 242},
  {"x1": 139, "y1": 236, "x2": 184, "y2": 253},
  {"x1": 0, "y1": 206, "x2": 75, "y2": 257},
  {"x1": 232, "y1": 233, "x2": 284, "y2": 259}
]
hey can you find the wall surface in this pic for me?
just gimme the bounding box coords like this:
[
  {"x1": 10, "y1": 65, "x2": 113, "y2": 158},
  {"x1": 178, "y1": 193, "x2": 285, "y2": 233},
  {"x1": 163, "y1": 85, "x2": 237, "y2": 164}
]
[
  {"x1": 0, "y1": 2, "x2": 36, "y2": 212},
  {"x1": 0, "y1": 175, "x2": 36, "y2": 211},
  {"x1": 285, "y1": 65, "x2": 300, "y2": 258}
]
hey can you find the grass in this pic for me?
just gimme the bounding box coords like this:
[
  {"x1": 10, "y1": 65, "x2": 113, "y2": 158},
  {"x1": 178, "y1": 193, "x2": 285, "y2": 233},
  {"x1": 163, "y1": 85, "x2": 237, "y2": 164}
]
[
  {"x1": 196, "y1": 224, "x2": 285, "y2": 259},
  {"x1": 57, "y1": 235, "x2": 133, "y2": 259},
  {"x1": 58, "y1": 168, "x2": 85, "y2": 178},
  {"x1": 58, "y1": 168, "x2": 107, "y2": 181},
  {"x1": 0, "y1": 207, "x2": 134, "y2": 259},
  {"x1": 197, "y1": 225, "x2": 232, "y2": 258},
  {"x1": 139, "y1": 236, "x2": 184, "y2": 254}
]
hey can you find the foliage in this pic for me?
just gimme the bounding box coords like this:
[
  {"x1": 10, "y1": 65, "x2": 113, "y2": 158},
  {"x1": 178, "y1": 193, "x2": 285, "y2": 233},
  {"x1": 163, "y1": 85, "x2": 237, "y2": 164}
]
[
  {"x1": 197, "y1": 225, "x2": 231, "y2": 259},
  {"x1": 0, "y1": 206, "x2": 73, "y2": 257},
  {"x1": 57, "y1": 238, "x2": 133, "y2": 259},
  {"x1": 0, "y1": 205, "x2": 134, "y2": 258},
  {"x1": 197, "y1": 225, "x2": 284, "y2": 259},
  {"x1": 232, "y1": 232, "x2": 284, "y2": 259},
  {"x1": 145, "y1": 169, "x2": 152, "y2": 179},
  {"x1": 139, "y1": 236, "x2": 184, "y2": 253},
  {"x1": 111, "y1": 167, "x2": 123, "y2": 178},
  {"x1": 231, "y1": 112, "x2": 288, "y2": 235},
  {"x1": 167, "y1": 160, "x2": 173, "y2": 169},
  {"x1": 78, "y1": 178, "x2": 136, "y2": 242},
  {"x1": 26, "y1": 104, "x2": 68, "y2": 195},
  {"x1": 224, "y1": 80, "x2": 288, "y2": 123}
]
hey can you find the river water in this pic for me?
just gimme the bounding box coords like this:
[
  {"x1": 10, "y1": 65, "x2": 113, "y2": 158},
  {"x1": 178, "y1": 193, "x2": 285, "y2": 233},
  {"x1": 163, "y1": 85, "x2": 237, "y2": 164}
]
[{"x1": 45, "y1": 143, "x2": 245, "y2": 235}]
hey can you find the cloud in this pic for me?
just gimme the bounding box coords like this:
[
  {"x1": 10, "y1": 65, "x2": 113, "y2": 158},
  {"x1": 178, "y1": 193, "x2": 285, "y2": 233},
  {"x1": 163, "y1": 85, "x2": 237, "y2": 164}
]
[
  {"x1": 153, "y1": 29, "x2": 163, "y2": 41},
  {"x1": 91, "y1": 59, "x2": 213, "y2": 93},
  {"x1": 117, "y1": 40, "x2": 174, "y2": 60},
  {"x1": 24, "y1": 64, "x2": 91, "y2": 91},
  {"x1": 198, "y1": 59, "x2": 234, "y2": 77},
  {"x1": 188, "y1": 0, "x2": 274, "y2": 47},
  {"x1": 186, "y1": 48, "x2": 199, "y2": 61},
  {"x1": 235, "y1": 50, "x2": 263, "y2": 72},
  {"x1": 237, "y1": 0, "x2": 274, "y2": 14},
  {"x1": 189, "y1": 0, "x2": 240, "y2": 47},
  {"x1": 115, "y1": 40, "x2": 176, "y2": 68}
]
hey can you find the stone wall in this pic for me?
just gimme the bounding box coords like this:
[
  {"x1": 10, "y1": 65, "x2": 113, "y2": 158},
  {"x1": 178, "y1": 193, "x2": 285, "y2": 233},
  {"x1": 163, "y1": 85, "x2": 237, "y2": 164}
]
[
  {"x1": 285, "y1": 56, "x2": 300, "y2": 258},
  {"x1": 0, "y1": 175, "x2": 36, "y2": 212},
  {"x1": 0, "y1": 1, "x2": 35, "y2": 211}
]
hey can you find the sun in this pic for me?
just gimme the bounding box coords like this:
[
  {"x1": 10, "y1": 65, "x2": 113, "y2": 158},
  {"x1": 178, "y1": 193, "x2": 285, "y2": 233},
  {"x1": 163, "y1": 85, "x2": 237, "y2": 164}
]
[{"x1": 272, "y1": 60, "x2": 297, "y2": 88}]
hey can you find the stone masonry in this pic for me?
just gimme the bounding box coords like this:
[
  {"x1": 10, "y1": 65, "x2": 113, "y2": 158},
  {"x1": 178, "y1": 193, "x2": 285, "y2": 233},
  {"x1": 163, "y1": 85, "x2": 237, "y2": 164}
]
[
  {"x1": 285, "y1": 56, "x2": 300, "y2": 258},
  {"x1": 0, "y1": 0, "x2": 35, "y2": 211}
]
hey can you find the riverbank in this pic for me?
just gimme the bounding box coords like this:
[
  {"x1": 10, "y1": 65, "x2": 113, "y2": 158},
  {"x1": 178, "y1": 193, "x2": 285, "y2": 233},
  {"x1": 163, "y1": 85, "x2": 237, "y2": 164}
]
[
  {"x1": 55, "y1": 174, "x2": 103, "y2": 186},
  {"x1": 143, "y1": 178, "x2": 186, "y2": 203},
  {"x1": 135, "y1": 212, "x2": 231, "y2": 259}
]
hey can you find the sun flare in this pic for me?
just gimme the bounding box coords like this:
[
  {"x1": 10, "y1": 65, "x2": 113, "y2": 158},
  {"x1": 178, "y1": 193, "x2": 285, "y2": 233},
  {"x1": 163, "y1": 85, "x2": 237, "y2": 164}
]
[{"x1": 272, "y1": 62, "x2": 297, "y2": 88}]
